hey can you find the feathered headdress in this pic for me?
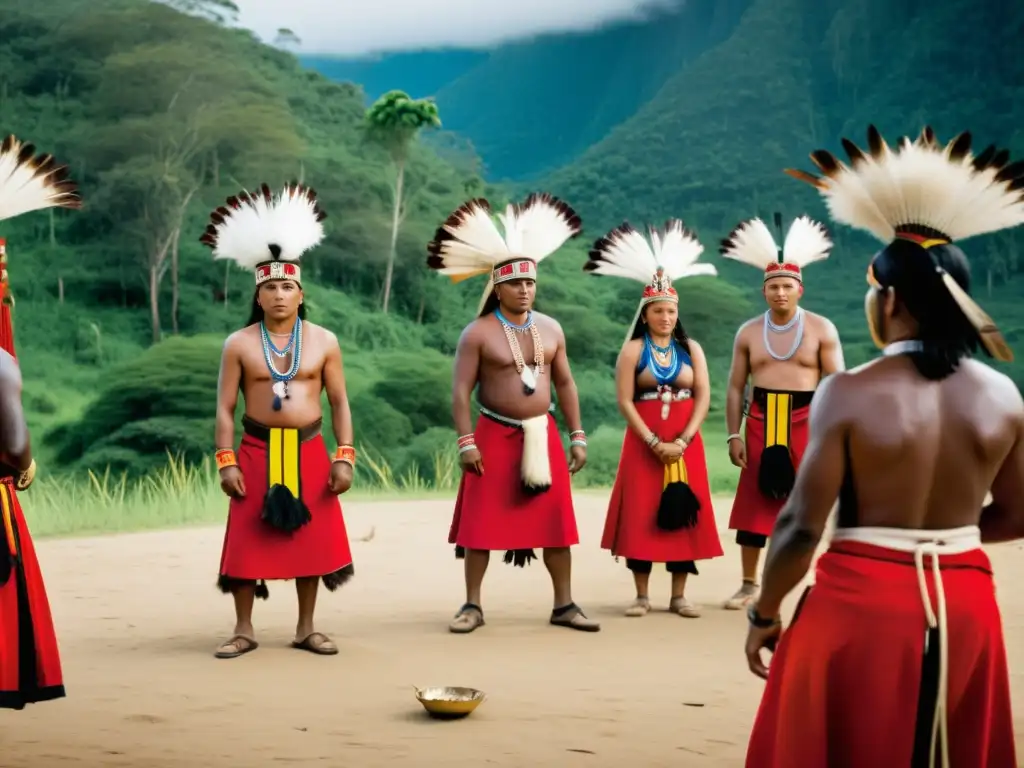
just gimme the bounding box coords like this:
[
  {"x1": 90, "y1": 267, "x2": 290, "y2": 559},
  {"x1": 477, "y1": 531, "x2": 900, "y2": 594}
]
[
  {"x1": 426, "y1": 192, "x2": 582, "y2": 315},
  {"x1": 0, "y1": 134, "x2": 83, "y2": 359},
  {"x1": 719, "y1": 213, "x2": 832, "y2": 284},
  {"x1": 584, "y1": 219, "x2": 717, "y2": 343},
  {"x1": 199, "y1": 183, "x2": 326, "y2": 285},
  {"x1": 785, "y1": 125, "x2": 1024, "y2": 362}
]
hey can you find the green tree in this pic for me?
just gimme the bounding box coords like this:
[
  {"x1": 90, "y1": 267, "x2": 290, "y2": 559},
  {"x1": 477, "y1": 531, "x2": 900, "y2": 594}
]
[
  {"x1": 160, "y1": 0, "x2": 240, "y2": 25},
  {"x1": 364, "y1": 90, "x2": 442, "y2": 314}
]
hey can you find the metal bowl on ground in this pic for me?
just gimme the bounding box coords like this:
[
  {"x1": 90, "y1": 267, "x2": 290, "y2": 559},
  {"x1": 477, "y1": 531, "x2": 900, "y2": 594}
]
[{"x1": 413, "y1": 686, "x2": 486, "y2": 719}]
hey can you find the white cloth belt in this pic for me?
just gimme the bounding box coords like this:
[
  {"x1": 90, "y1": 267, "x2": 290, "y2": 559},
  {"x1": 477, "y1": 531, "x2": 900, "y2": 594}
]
[
  {"x1": 831, "y1": 525, "x2": 981, "y2": 767},
  {"x1": 636, "y1": 388, "x2": 692, "y2": 402}
]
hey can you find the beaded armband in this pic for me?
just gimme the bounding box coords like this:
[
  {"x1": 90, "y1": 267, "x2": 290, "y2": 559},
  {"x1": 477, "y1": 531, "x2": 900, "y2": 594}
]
[
  {"x1": 569, "y1": 429, "x2": 587, "y2": 448},
  {"x1": 645, "y1": 433, "x2": 659, "y2": 449},
  {"x1": 334, "y1": 445, "x2": 356, "y2": 467},
  {"x1": 215, "y1": 448, "x2": 237, "y2": 471},
  {"x1": 457, "y1": 433, "x2": 477, "y2": 455},
  {"x1": 726, "y1": 433, "x2": 742, "y2": 444}
]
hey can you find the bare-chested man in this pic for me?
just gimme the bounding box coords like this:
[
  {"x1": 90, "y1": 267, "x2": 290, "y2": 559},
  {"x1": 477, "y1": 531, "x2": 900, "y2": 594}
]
[
  {"x1": 200, "y1": 184, "x2": 356, "y2": 660},
  {"x1": 743, "y1": 125, "x2": 1021, "y2": 767},
  {"x1": 719, "y1": 214, "x2": 844, "y2": 610},
  {"x1": 0, "y1": 134, "x2": 79, "y2": 708},
  {"x1": 426, "y1": 193, "x2": 600, "y2": 633}
]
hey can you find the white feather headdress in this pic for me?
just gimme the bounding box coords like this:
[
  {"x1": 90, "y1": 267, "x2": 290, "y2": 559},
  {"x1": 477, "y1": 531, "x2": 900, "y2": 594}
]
[
  {"x1": 200, "y1": 183, "x2": 326, "y2": 284},
  {"x1": 719, "y1": 214, "x2": 832, "y2": 282},
  {"x1": 0, "y1": 134, "x2": 82, "y2": 223},
  {"x1": 785, "y1": 125, "x2": 1024, "y2": 362},
  {"x1": 585, "y1": 219, "x2": 718, "y2": 343},
  {"x1": 426, "y1": 192, "x2": 582, "y2": 314}
]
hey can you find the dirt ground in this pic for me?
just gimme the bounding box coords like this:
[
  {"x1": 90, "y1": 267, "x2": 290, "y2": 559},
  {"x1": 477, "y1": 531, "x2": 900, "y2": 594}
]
[{"x1": 3, "y1": 494, "x2": 1023, "y2": 767}]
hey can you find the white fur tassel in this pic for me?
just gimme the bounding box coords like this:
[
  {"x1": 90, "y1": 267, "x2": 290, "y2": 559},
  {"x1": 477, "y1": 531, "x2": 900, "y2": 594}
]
[
  {"x1": 0, "y1": 135, "x2": 82, "y2": 222},
  {"x1": 520, "y1": 414, "x2": 552, "y2": 489}
]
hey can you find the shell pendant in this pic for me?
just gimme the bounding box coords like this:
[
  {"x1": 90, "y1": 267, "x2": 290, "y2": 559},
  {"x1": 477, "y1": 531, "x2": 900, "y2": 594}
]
[{"x1": 521, "y1": 365, "x2": 538, "y2": 395}]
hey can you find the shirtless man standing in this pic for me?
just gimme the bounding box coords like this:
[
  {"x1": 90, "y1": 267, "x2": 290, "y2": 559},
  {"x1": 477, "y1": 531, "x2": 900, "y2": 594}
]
[
  {"x1": 743, "y1": 125, "x2": 1020, "y2": 767},
  {"x1": 719, "y1": 214, "x2": 844, "y2": 610},
  {"x1": 200, "y1": 184, "x2": 356, "y2": 660},
  {"x1": 426, "y1": 193, "x2": 600, "y2": 633}
]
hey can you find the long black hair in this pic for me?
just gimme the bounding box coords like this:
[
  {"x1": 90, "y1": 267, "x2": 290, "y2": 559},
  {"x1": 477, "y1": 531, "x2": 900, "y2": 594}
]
[
  {"x1": 245, "y1": 288, "x2": 308, "y2": 327},
  {"x1": 870, "y1": 235, "x2": 978, "y2": 380},
  {"x1": 628, "y1": 300, "x2": 692, "y2": 356}
]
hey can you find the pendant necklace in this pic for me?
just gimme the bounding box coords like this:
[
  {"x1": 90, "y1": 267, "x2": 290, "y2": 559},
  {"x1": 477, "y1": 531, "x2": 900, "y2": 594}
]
[
  {"x1": 496, "y1": 309, "x2": 544, "y2": 395},
  {"x1": 644, "y1": 334, "x2": 683, "y2": 419},
  {"x1": 882, "y1": 339, "x2": 925, "y2": 356},
  {"x1": 260, "y1": 317, "x2": 302, "y2": 410},
  {"x1": 763, "y1": 307, "x2": 804, "y2": 362}
]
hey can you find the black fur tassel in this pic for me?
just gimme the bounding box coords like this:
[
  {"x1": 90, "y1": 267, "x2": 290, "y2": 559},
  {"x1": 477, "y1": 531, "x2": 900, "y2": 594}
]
[
  {"x1": 521, "y1": 481, "x2": 551, "y2": 496},
  {"x1": 503, "y1": 549, "x2": 537, "y2": 567},
  {"x1": 254, "y1": 580, "x2": 270, "y2": 599},
  {"x1": 758, "y1": 445, "x2": 796, "y2": 500},
  {"x1": 454, "y1": 545, "x2": 466, "y2": 559},
  {"x1": 656, "y1": 482, "x2": 701, "y2": 531},
  {"x1": 261, "y1": 484, "x2": 312, "y2": 533}
]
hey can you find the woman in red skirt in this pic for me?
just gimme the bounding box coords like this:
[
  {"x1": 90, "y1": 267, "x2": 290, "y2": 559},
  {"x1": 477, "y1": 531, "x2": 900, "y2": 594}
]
[{"x1": 585, "y1": 220, "x2": 724, "y2": 617}]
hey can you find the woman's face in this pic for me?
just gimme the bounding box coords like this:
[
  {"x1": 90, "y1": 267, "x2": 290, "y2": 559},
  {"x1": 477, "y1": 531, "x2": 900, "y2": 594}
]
[{"x1": 644, "y1": 301, "x2": 678, "y2": 336}]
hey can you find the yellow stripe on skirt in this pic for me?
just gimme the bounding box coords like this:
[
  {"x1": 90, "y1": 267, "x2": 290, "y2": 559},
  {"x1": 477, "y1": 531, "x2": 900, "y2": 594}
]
[
  {"x1": 663, "y1": 457, "x2": 688, "y2": 489},
  {"x1": 1, "y1": 482, "x2": 17, "y2": 557},
  {"x1": 764, "y1": 392, "x2": 793, "y2": 449},
  {"x1": 267, "y1": 427, "x2": 302, "y2": 498}
]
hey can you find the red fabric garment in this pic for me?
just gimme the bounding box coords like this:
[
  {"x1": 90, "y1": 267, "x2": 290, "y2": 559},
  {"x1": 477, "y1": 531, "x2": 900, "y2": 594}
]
[
  {"x1": 218, "y1": 430, "x2": 354, "y2": 584},
  {"x1": 746, "y1": 540, "x2": 1017, "y2": 768},
  {"x1": 601, "y1": 398, "x2": 723, "y2": 562},
  {"x1": 449, "y1": 413, "x2": 579, "y2": 550},
  {"x1": 0, "y1": 482, "x2": 65, "y2": 710},
  {"x1": 727, "y1": 394, "x2": 811, "y2": 537}
]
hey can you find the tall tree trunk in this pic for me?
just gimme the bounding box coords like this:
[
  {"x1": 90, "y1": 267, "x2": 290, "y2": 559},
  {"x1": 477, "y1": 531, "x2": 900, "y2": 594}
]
[
  {"x1": 171, "y1": 225, "x2": 182, "y2": 334},
  {"x1": 417, "y1": 292, "x2": 426, "y2": 324},
  {"x1": 381, "y1": 161, "x2": 405, "y2": 315},
  {"x1": 223, "y1": 262, "x2": 230, "y2": 308},
  {"x1": 149, "y1": 262, "x2": 162, "y2": 344},
  {"x1": 49, "y1": 209, "x2": 64, "y2": 305}
]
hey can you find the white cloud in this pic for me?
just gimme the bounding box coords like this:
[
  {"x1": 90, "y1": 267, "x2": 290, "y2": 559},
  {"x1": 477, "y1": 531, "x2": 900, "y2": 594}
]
[{"x1": 234, "y1": 0, "x2": 680, "y2": 57}]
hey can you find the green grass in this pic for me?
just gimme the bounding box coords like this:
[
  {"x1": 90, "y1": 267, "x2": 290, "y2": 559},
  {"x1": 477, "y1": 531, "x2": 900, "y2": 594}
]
[{"x1": 20, "y1": 427, "x2": 742, "y2": 540}]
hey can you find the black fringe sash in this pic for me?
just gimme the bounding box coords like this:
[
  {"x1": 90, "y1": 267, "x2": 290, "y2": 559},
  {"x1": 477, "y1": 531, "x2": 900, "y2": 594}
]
[
  {"x1": 752, "y1": 388, "x2": 813, "y2": 500},
  {"x1": 243, "y1": 416, "x2": 321, "y2": 534}
]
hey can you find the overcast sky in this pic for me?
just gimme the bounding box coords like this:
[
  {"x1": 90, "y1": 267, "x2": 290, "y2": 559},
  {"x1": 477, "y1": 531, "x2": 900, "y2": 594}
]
[{"x1": 234, "y1": 0, "x2": 680, "y2": 57}]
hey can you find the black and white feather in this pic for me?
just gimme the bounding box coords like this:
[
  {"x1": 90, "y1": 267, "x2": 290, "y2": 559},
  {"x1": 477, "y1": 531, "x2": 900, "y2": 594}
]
[
  {"x1": 584, "y1": 219, "x2": 716, "y2": 283},
  {"x1": 0, "y1": 134, "x2": 82, "y2": 222},
  {"x1": 199, "y1": 182, "x2": 327, "y2": 268},
  {"x1": 784, "y1": 124, "x2": 1024, "y2": 243},
  {"x1": 426, "y1": 193, "x2": 582, "y2": 280},
  {"x1": 719, "y1": 216, "x2": 832, "y2": 269}
]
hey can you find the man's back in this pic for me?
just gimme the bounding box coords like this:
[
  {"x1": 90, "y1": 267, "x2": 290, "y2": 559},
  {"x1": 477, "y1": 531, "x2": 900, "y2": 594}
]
[{"x1": 836, "y1": 356, "x2": 1023, "y2": 532}]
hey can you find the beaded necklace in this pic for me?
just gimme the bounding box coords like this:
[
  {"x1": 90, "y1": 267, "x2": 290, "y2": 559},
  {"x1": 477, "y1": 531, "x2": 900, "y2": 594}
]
[
  {"x1": 496, "y1": 308, "x2": 544, "y2": 395},
  {"x1": 763, "y1": 307, "x2": 804, "y2": 362},
  {"x1": 260, "y1": 316, "x2": 302, "y2": 411}
]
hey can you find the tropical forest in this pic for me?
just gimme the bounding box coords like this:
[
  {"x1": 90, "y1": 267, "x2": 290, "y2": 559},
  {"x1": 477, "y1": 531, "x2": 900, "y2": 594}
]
[{"x1": 2, "y1": 0, "x2": 1023, "y2": 538}]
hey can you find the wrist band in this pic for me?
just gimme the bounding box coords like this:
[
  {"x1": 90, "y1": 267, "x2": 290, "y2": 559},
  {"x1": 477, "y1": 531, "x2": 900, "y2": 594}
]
[
  {"x1": 215, "y1": 448, "x2": 237, "y2": 470},
  {"x1": 570, "y1": 439, "x2": 587, "y2": 448},
  {"x1": 333, "y1": 445, "x2": 356, "y2": 467},
  {"x1": 726, "y1": 433, "x2": 742, "y2": 444},
  {"x1": 645, "y1": 433, "x2": 659, "y2": 448},
  {"x1": 458, "y1": 443, "x2": 478, "y2": 455},
  {"x1": 569, "y1": 429, "x2": 586, "y2": 448}
]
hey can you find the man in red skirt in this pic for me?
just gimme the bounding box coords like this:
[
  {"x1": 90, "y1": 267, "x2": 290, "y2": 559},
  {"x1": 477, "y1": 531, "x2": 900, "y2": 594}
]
[
  {"x1": 583, "y1": 220, "x2": 723, "y2": 618},
  {"x1": 427, "y1": 194, "x2": 599, "y2": 633},
  {"x1": 0, "y1": 135, "x2": 81, "y2": 709},
  {"x1": 200, "y1": 184, "x2": 356, "y2": 659},
  {"x1": 744, "y1": 125, "x2": 1021, "y2": 767},
  {"x1": 718, "y1": 214, "x2": 844, "y2": 610}
]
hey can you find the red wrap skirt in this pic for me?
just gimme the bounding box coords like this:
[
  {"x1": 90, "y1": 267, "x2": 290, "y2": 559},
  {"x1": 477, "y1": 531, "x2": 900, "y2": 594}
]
[
  {"x1": 728, "y1": 389, "x2": 812, "y2": 537},
  {"x1": 0, "y1": 481, "x2": 64, "y2": 709},
  {"x1": 600, "y1": 398, "x2": 723, "y2": 563},
  {"x1": 746, "y1": 536, "x2": 1017, "y2": 768},
  {"x1": 449, "y1": 413, "x2": 579, "y2": 551},
  {"x1": 217, "y1": 420, "x2": 354, "y2": 595}
]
